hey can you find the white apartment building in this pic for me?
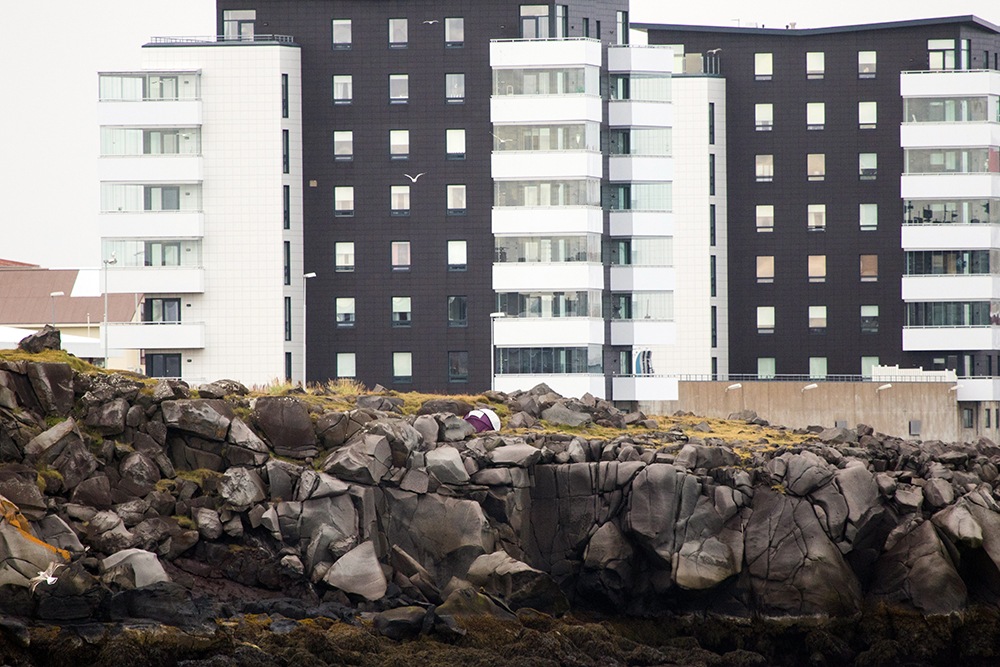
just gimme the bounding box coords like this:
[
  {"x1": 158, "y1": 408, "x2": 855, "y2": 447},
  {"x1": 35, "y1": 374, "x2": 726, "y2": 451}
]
[{"x1": 98, "y1": 35, "x2": 304, "y2": 386}]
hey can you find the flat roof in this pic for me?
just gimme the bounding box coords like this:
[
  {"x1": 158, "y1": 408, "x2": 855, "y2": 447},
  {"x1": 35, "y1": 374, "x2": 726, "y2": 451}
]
[{"x1": 633, "y1": 15, "x2": 1000, "y2": 37}]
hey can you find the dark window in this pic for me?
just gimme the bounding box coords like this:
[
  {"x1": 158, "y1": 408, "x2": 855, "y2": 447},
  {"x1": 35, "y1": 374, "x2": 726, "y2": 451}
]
[
  {"x1": 963, "y1": 407, "x2": 974, "y2": 429},
  {"x1": 711, "y1": 305, "x2": 717, "y2": 347},
  {"x1": 709, "y1": 154, "x2": 716, "y2": 195},
  {"x1": 283, "y1": 185, "x2": 290, "y2": 229},
  {"x1": 284, "y1": 296, "x2": 291, "y2": 341},
  {"x1": 616, "y1": 11, "x2": 629, "y2": 44},
  {"x1": 146, "y1": 353, "x2": 181, "y2": 378},
  {"x1": 710, "y1": 255, "x2": 717, "y2": 296},
  {"x1": 285, "y1": 352, "x2": 292, "y2": 381},
  {"x1": 281, "y1": 73, "x2": 289, "y2": 118},
  {"x1": 582, "y1": 18, "x2": 589, "y2": 37},
  {"x1": 144, "y1": 185, "x2": 179, "y2": 211},
  {"x1": 448, "y1": 296, "x2": 468, "y2": 327},
  {"x1": 449, "y1": 351, "x2": 469, "y2": 382},
  {"x1": 284, "y1": 241, "x2": 291, "y2": 285},
  {"x1": 708, "y1": 102, "x2": 715, "y2": 144},
  {"x1": 520, "y1": 5, "x2": 550, "y2": 39},
  {"x1": 282, "y1": 129, "x2": 289, "y2": 174},
  {"x1": 709, "y1": 204, "x2": 716, "y2": 245},
  {"x1": 555, "y1": 5, "x2": 568, "y2": 38},
  {"x1": 143, "y1": 298, "x2": 180, "y2": 323},
  {"x1": 143, "y1": 241, "x2": 181, "y2": 266}
]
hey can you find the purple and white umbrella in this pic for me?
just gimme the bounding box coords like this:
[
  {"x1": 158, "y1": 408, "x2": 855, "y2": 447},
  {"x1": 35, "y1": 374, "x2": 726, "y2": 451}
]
[{"x1": 464, "y1": 408, "x2": 501, "y2": 432}]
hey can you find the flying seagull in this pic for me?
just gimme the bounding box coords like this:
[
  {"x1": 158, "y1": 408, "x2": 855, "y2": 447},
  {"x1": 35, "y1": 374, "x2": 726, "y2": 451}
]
[
  {"x1": 404, "y1": 173, "x2": 426, "y2": 182},
  {"x1": 29, "y1": 562, "x2": 60, "y2": 594},
  {"x1": 491, "y1": 133, "x2": 509, "y2": 144},
  {"x1": 423, "y1": 20, "x2": 439, "y2": 24}
]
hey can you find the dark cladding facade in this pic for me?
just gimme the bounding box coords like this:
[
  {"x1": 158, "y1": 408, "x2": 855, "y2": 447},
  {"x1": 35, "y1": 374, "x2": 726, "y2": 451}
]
[
  {"x1": 216, "y1": 1, "x2": 627, "y2": 392},
  {"x1": 645, "y1": 17, "x2": 1000, "y2": 378}
]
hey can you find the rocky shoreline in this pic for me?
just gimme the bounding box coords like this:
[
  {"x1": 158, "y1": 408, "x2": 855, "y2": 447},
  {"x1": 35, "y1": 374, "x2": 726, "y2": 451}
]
[{"x1": 5, "y1": 344, "x2": 1000, "y2": 665}]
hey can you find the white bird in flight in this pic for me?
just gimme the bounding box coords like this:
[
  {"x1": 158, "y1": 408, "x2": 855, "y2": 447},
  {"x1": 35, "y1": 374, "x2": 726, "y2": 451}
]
[
  {"x1": 29, "y1": 562, "x2": 60, "y2": 594},
  {"x1": 404, "y1": 173, "x2": 426, "y2": 182},
  {"x1": 423, "y1": 20, "x2": 439, "y2": 24}
]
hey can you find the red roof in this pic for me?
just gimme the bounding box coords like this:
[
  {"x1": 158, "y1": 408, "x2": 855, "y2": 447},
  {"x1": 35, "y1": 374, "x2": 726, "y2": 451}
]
[
  {"x1": 0, "y1": 259, "x2": 39, "y2": 268},
  {"x1": 0, "y1": 268, "x2": 140, "y2": 325}
]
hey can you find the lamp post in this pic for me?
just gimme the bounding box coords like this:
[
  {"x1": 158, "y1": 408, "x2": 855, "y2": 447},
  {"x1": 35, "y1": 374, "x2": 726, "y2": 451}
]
[
  {"x1": 489, "y1": 311, "x2": 506, "y2": 392},
  {"x1": 102, "y1": 252, "x2": 117, "y2": 369},
  {"x1": 302, "y1": 272, "x2": 317, "y2": 385},
  {"x1": 48, "y1": 292, "x2": 64, "y2": 328}
]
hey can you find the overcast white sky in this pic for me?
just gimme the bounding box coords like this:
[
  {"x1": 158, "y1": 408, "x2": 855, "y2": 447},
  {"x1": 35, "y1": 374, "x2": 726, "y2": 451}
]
[{"x1": 2, "y1": 0, "x2": 998, "y2": 269}]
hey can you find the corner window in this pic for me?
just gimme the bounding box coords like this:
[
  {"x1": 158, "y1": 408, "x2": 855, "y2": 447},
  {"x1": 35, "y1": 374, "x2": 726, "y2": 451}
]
[
  {"x1": 392, "y1": 297, "x2": 411, "y2": 327},
  {"x1": 861, "y1": 305, "x2": 879, "y2": 333},
  {"x1": 809, "y1": 306, "x2": 827, "y2": 334},
  {"x1": 861, "y1": 254, "x2": 878, "y2": 282},
  {"x1": 449, "y1": 351, "x2": 469, "y2": 382},
  {"x1": 860, "y1": 204, "x2": 878, "y2": 231},
  {"x1": 806, "y1": 102, "x2": 825, "y2": 130},
  {"x1": 334, "y1": 186, "x2": 354, "y2": 216},
  {"x1": 808, "y1": 255, "x2": 826, "y2": 283},
  {"x1": 447, "y1": 296, "x2": 468, "y2": 327},
  {"x1": 807, "y1": 154, "x2": 825, "y2": 181},
  {"x1": 755, "y1": 104, "x2": 773, "y2": 130},
  {"x1": 757, "y1": 306, "x2": 775, "y2": 334},
  {"x1": 393, "y1": 352, "x2": 413, "y2": 384},
  {"x1": 859, "y1": 102, "x2": 877, "y2": 129},
  {"x1": 808, "y1": 204, "x2": 826, "y2": 232},
  {"x1": 392, "y1": 241, "x2": 410, "y2": 271},
  {"x1": 756, "y1": 155, "x2": 773, "y2": 182},
  {"x1": 858, "y1": 51, "x2": 876, "y2": 78},
  {"x1": 335, "y1": 242, "x2": 355, "y2": 272},
  {"x1": 447, "y1": 185, "x2": 466, "y2": 214},
  {"x1": 806, "y1": 52, "x2": 824, "y2": 79},
  {"x1": 391, "y1": 185, "x2": 410, "y2": 215},
  {"x1": 809, "y1": 357, "x2": 828, "y2": 379},
  {"x1": 446, "y1": 73, "x2": 465, "y2": 103},
  {"x1": 332, "y1": 20, "x2": 352, "y2": 49},
  {"x1": 336, "y1": 298, "x2": 355, "y2": 327},
  {"x1": 754, "y1": 53, "x2": 773, "y2": 80},
  {"x1": 446, "y1": 129, "x2": 466, "y2": 159},
  {"x1": 757, "y1": 256, "x2": 774, "y2": 283},
  {"x1": 390, "y1": 129, "x2": 409, "y2": 159},
  {"x1": 756, "y1": 205, "x2": 774, "y2": 232},
  {"x1": 448, "y1": 240, "x2": 468, "y2": 271},
  {"x1": 334, "y1": 131, "x2": 353, "y2": 161},
  {"x1": 445, "y1": 18, "x2": 464, "y2": 46},
  {"x1": 859, "y1": 153, "x2": 877, "y2": 180},
  {"x1": 336, "y1": 353, "x2": 356, "y2": 378},
  {"x1": 758, "y1": 357, "x2": 776, "y2": 379},
  {"x1": 389, "y1": 74, "x2": 409, "y2": 103},
  {"x1": 333, "y1": 75, "x2": 352, "y2": 104},
  {"x1": 389, "y1": 18, "x2": 408, "y2": 47}
]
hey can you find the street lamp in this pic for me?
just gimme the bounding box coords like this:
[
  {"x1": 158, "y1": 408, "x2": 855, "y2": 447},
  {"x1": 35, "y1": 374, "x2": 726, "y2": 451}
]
[
  {"x1": 302, "y1": 272, "x2": 317, "y2": 385},
  {"x1": 48, "y1": 292, "x2": 64, "y2": 328},
  {"x1": 102, "y1": 252, "x2": 117, "y2": 369},
  {"x1": 489, "y1": 311, "x2": 506, "y2": 392}
]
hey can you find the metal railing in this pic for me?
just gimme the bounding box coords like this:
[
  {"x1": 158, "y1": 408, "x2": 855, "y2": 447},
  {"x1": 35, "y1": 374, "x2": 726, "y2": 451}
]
[
  {"x1": 627, "y1": 373, "x2": 961, "y2": 384},
  {"x1": 149, "y1": 35, "x2": 295, "y2": 44}
]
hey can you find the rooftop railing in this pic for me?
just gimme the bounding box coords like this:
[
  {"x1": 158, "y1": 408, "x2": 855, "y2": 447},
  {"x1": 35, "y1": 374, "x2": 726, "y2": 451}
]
[{"x1": 149, "y1": 35, "x2": 295, "y2": 44}]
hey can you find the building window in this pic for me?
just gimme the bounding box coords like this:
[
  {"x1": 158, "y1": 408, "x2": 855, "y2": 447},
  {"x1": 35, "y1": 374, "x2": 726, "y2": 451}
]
[
  {"x1": 446, "y1": 73, "x2": 465, "y2": 103},
  {"x1": 710, "y1": 204, "x2": 716, "y2": 245},
  {"x1": 755, "y1": 53, "x2": 772, "y2": 80},
  {"x1": 611, "y1": 74, "x2": 671, "y2": 101},
  {"x1": 808, "y1": 154, "x2": 825, "y2": 181},
  {"x1": 283, "y1": 241, "x2": 291, "y2": 285},
  {"x1": 336, "y1": 298, "x2": 355, "y2": 327},
  {"x1": 554, "y1": 5, "x2": 568, "y2": 38},
  {"x1": 861, "y1": 305, "x2": 879, "y2": 333},
  {"x1": 389, "y1": 74, "x2": 409, "y2": 103},
  {"x1": 757, "y1": 256, "x2": 774, "y2": 283},
  {"x1": 334, "y1": 131, "x2": 353, "y2": 161},
  {"x1": 709, "y1": 154, "x2": 716, "y2": 195},
  {"x1": 334, "y1": 186, "x2": 354, "y2": 216},
  {"x1": 906, "y1": 250, "x2": 990, "y2": 276},
  {"x1": 928, "y1": 39, "x2": 956, "y2": 71},
  {"x1": 520, "y1": 5, "x2": 550, "y2": 39},
  {"x1": 332, "y1": 19, "x2": 352, "y2": 49},
  {"x1": 861, "y1": 254, "x2": 878, "y2": 282},
  {"x1": 758, "y1": 357, "x2": 776, "y2": 379},
  {"x1": 809, "y1": 357, "x2": 828, "y2": 379},
  {"x1": 755, "y1": 104, "x2": 773, "y2": 130},
  {"x1": 806, "y1": 52, "x2": 824, "y2": 79},
  {"x1": 616, "y1": 10, "x2": 629, "y2": 45},
  {"x1": 390, "y1": 130, "x2": 409, "y2": 159},
  {"x1": 860, "y1": 153, "x2": 877, "y2": 180},
  {"x1": 963, "y1": 408, "x2": 975, "y2": 429},
  {"x1": 446, "y1": 129, "x2": 466, "y2": 159},
  {"x1": 859, "y1": 102, "x2": 877, "y2": 129},
  {"x1": 285, "y1": 352, "x2": 292, "y2": 381},
  {"x1": 392, "y1": 297, "x2": 411, "y2": 327},
  {"x1": 497, "y1": 345, "x2": 602, "y2": 374},
  {"x1": 447, "y1": 185, "x2": 466, "y2": 214},
  {"x1": 143, "y1": 186, "x2": 181, "y2": 211},
  {"x1": 449, "y1": 351, "x2": 469, "y2": 382},
  {"x1": 756, "y1": 205, "x2": 774, "y2": 232},
  {"x1": 337, "y1": 353, "x2": 356, "y2": 378},
  {"x1": 282, "y1": 130, "x2": 290, "y2": 173},
  {"x1": 862, "y1": 356, "x2": 879, "y2": 379},
  {"x1": 448, "y1": 296, "x2": 468, "y2": 327},
  {"x1": 808, "y1": 255, "x2": 826, "y2": 283},
  {"x1": 756, "y1": 155, "x2": 773, "y2": 182},
  {"x1": 987, "y1": 408, "x2": 992, "y2": 429},
  {"x1": 710, "y1": 255, "x2": 717, "y2": 296},
  {"x1": 283, "y1": 185, "x2": 291, "y2": 229},
  {"x1": 389, "y1": 18, "x2": 408, "y2": 47},
  {"x1": 808, "y1": 204, "x2": 826, "y2": 231},
  {"x1": 143, "y1": 297, "x2": 181, "y2": 323},
  {"x1": 224, "y1": 9, "x2": 256, "y2": 40},
  {"x1": 392, "y1": 241, "x2": 410, "y2": 271},
  {"x1": 582, "y1": 18, "x2": 589, "y2": 38},
  {"x1": 284, "y1": 296, "x2": 292, "y2": 341},
  {"x1": 445, "y1": 18, "x2": 464, "y2": 46},
  {"x1": 333, "y1": 75, "x2": 352, "y2": 104},
  {"x1": 806, "y1": 102, "x2": 825, "y2": 130},
  {"x1": 146, "y1": 353, "x2": 181, "y2": 378},
  {"x1": 907, "y1": 301, "x2": 990, "y2": 327},
  {"x1": 711, "y1": 306, "x2": 718, "y2": 348},
  {"x1": 448, "y1": 240, "x2": 467, "y2": 271},
  {"x1": 709, "y1": 102, "x2": 715, "y2": 144},
  {"x1": 335, "y1": 242, "x2": 355, "y2": 272},
  {"x1": 757, "y1": 306, "x2": 775, "y2": 334},
  {"x1": 809, "y1": 306, "x2": 827, "y2": 334},
  {"x1": 858, "y1": 51, "x2": 876, "y2": 77},
  {"x1": 393, "y1": 352, "x2": 412, "y2": 383},
  {"x1": 860, "y1": 204, "x2": 878, "y2": 231},
  {"x1": 281, "y1": 73, "x2": 289, "y2": 118}
]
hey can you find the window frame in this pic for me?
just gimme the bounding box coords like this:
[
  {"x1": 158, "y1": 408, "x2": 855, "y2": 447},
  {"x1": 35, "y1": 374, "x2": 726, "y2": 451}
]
[
  {"x1": 859, "y1": 101, "x2": 877, "y2": 129},
  {"x1": 755, "y1": 103, "x2": 773, "y2": 131},
  {"x1": 334, "y1": 186, "x2": 354, "y2": 217},
  {"x1": 391, "y1": 241, "x2": 411, "y2": 271},
  {"x1": 806, "y1": 102, "x2": 825, "y2": 130},
  {"x1": 447, "y1": 295, "x2": 468, "y2": 327},
  {"x1": 809, "y1": 305, "x2": 827, "y2": 334},
  {"x1": 808, "y1": 255, "x2": 826, "y2": 283},
  {"x1": 446, "y1": 129, "x2": 466, "y2": 159},
  {"x1": 756, "y1": 255, "x2": 774, "y2": 283},
  {"x1": 391, "y1": 297, "x2": 412, "y2": 328},
  {"x1": 859, "y1": 153, "x2": 877, "y2": 180},
  {"x1": 445, "y1": 73, "x2": 466, "y2": 103},
  {"x1": 334, "y1": 130, "x2": 353, "y2": 161},
  {"x1": 448, "y1": 351, "x2": 469, "y2": 382},
  {"x1": 858, "y1": 50, "x2": 876, "y2": 78},
  {"x1": 336, "y1": 297, "x2": 356, "y2": 327},
  {"x1": 390, "y1": 185, "x2": 410, "y2": 216},
  {"x1": 755, "y1": 155, "x2": 774, "y2": 182},
  {"x1": 393, "y1": 352, "x2": 413, "y2": 384},
  {"x1": 389, "y1": 129, "x2": 409, "y2": 159},
  {"x1": 860, "y1": 254, "x2": 879, "y2": 282},
  {"x1": 336, "y1": 352, "x2": 356, "y2": 378},
  {"x1": 332, "y1": 19, "x2": 352, "y2": 49},
  {"x1": 757, "y1": 306, "x2": 775, "y2": 334},
  {"x1": 389, "y1": 74, "x2": 409, "y2": 103},
  {"x1": 860, "y1": 203, "x2": 878, "y2": 231},
  {"x1": 806, "y1": 51, "x2": 825, "y2": 79},
  {"x1": 807, "y1": 153, "x2": 825, "y2": 181},
  {"x1": 335, "y1": 242, "x2": 355, "y2": 272},
  {"x1": 756, "y1": 204, "x2": 774, "y2": 232},
  {"x1": 448, "y1": 240, "x2": 468, "y2": 271},
  {"x1": 332, "y1": 75, "x2": 353, "y2": 104},
  {"x1": 445, "y1": 17, "x2": 464, "y2": 47},
  {"x1": 754, "y1": 53, "x2": 773, "y2": 80},
  {"x1": 388, "y1": 18, "x2": 408, "y2": 48},
  {"x1": 447, "y1": 184, "x2": 467, "y2": 214},
  {"x1": 861, "y1": 305, "x2": 879, "y2": 334},
  {"x1": 807, "y1": 204, "x2": 826, "y2": 232}
]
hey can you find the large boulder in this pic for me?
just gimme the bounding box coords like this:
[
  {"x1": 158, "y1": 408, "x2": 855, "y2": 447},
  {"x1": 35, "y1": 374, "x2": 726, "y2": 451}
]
[
  {"x1": 225, "y1": 418, "x2": 270, "y2": 467},
  {"x1": 323, "y1": 541, "x2": 387, "y2": 600},
  {"x1": 466, "y1": 551, "x2": 568, "y2": 615},
  {"x1": 869, "y1": 520, "x2": 967, "y2": 614},
  {"x1": 425, "y1": 446, "x2": 470, "y2": 485},
  {"x1": 253, "y1": 396, "x2": 318, "y2": 459},
  {"x1": 100, "y1": 548, "x2": 170, "y2": 589},
  {"x1": 17, "y1": 325, "x2": 61, "y2": 354},
  {"x1": 25, "y1": 362, "x2": 75, "y2": 416},
  {"x1": 85, "y1": 398, "x2": 129, "y2": 436},
  {"x1": 220, "y1": 467, "x2": 267, "y2": 511},
  {"x1": 320, "y1": 434, "x2": 391, "y2": 485},
  {"x1": 541, "y1": 404, "x2": 592, "y2": 428},
  {"x1": 417, "y1": 399, "x2": 473, "y2": 416},
  {"x1": 0, "y1": 494, "x2": 68, "y2": 587},
  {"x1": 23, "y1": 418, "x2": 82, "y2": 463},
  {"x1": 161, "y1": 399, "x2": 234, "y2": 441}
]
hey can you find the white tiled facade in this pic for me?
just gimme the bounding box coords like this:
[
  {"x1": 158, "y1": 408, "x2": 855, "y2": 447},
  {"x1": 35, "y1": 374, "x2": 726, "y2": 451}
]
[{"x1": 99, "y1": 39, "x2": 303, "y2": 385}]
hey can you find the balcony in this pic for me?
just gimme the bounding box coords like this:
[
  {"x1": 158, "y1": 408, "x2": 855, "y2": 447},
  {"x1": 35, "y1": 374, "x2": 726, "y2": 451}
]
[
  {"x1": 609, "y1": 155, "x2": 673, "y2": 182},
  {"x1": 494, "y1": 374, "x2": 606, "y2": 400},
  {"x1": 609, "y1": 100, "x2": 673, "y2": 127},
  {"x1": 901, "y1": 173, "x2": 1000, "y2": 199},
  {"x1": 490, "y1": 38, "x2": 601, "y2": 69},
  {"x1": 902, "y1": 275, "x2": 1000, "y2": 301},
  {"x1": 99, "y1": 211, "x2": 204, "y2": 238},
  {"x1": 98, "y1": 100, "x2": 201, "y2": 127},
  {"x1": 491, "y1": 95, "x2": 602, "y2": 124},
  {"x1": 493, "y1": 262, "x2": 602, "y2": 291},
  {"x1": 494, "y1": 317, "x2": 604, "y2": 347},
  {"x1": 900, "y1": 69, "x2": 1000, "y2": 97},
  {"x1": 492, "y1": 151, "x2": 602, "y2": 180},
  {"x1": 610, "y1": 266, "x2": 675, "y2": 291},
  {"x1": 612, "y1": 375, "x2": 679, "y2": 402},
  {"x1": 955, "y1": 378, "x2": 1000, "y2": 402},
  {"x1": 611, "y1": 320, "x2": 676, "y2": 346},
  {"x1": 106, "y1": 267, "x2": 205, "y2": 294},
  {"x1": 98, "y1": 155, "x2": 202, "y2": 183},
  {"x1": 901, "y1": 122, "x2": 1000, "y2": 149},
  {"x1": 610, "y1": 211, "x2": 675, "y2": 237},
  {"x1": 903, "y1": 326, "x2": 1000, "y2": 351},
  {"x1": 902, "y1": 223, "x2": 999, "y2": 250},
  {"x1": 608, "y1": 45, "x2": 673, "y2": 74},
  {"x1": 104, "y1": 321, "x2": 205, "y2": 350},
  {"x1": 493, "y1": 206, "x2": 602, "y2": 235}
]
